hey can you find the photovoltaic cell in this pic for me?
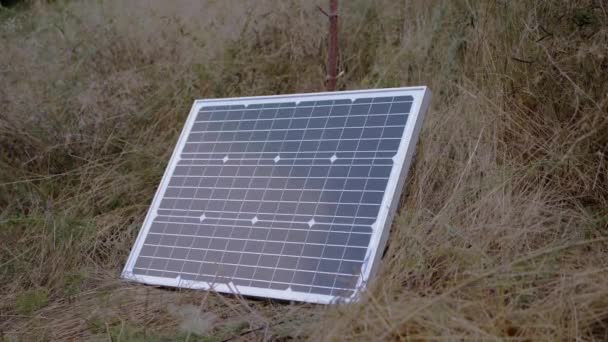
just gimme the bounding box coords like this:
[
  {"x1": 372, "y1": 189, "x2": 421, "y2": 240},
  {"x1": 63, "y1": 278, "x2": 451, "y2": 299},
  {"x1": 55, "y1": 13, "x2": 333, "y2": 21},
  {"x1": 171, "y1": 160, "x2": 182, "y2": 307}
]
[{"x1": 123, "y1": 87, "x2": 431, "y2": 303}]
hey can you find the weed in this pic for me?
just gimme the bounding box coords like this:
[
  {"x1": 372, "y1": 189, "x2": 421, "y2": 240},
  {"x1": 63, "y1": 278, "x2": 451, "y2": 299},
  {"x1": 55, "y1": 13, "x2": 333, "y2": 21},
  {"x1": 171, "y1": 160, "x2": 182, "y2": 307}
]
[
  {"x1": 63, "y1": 270, "x2": 87, "y2": 298},
  {"x1": 15, "y1": 289, "x2": 48, "y2": 315}
]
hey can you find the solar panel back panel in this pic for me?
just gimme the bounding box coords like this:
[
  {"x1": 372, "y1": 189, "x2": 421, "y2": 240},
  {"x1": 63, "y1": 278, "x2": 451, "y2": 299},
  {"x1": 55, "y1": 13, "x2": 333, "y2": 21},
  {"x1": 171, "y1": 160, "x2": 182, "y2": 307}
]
[{"x1": 123, "y1": 87, "x2": 431, "y2": 304}]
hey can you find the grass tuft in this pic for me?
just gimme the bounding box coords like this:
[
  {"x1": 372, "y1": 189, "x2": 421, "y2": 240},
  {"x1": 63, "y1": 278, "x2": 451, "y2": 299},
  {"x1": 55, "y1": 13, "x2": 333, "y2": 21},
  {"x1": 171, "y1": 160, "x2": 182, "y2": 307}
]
[{"x1": 15, "y1": 289, "x2": 49, "y2": 315}]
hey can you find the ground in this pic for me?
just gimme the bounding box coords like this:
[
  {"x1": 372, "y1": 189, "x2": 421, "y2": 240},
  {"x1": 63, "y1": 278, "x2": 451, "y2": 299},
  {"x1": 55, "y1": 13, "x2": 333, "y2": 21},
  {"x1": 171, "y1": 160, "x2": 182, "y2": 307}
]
[{"x1": 1, "y1": 1, "x2": 607, "y2": 341}]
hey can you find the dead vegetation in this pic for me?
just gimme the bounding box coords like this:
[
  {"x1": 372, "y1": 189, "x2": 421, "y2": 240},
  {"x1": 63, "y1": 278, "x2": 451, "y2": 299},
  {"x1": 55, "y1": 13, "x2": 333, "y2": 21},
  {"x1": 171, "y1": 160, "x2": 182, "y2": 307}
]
[{"x1": 1, "y1": 0, "x2": 607, "y2": 340}]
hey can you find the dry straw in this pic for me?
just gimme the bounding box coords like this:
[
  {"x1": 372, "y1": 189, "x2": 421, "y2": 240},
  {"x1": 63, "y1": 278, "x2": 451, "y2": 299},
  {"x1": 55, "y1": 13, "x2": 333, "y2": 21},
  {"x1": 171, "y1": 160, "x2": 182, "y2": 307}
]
[{"x1": 0, "y1": 0, "x2": 606, "y2": 340}]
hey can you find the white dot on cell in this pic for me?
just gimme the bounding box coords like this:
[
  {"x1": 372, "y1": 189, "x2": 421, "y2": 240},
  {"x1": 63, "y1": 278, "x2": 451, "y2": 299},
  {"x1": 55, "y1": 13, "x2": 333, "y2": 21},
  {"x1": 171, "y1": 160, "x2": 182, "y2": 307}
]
[
  {"x1": 307, "y1": 218, "x2": 316, "y2": 227},
  {"x1": 274, "y1": 155, "x2": 281, "y2": 163},
  {"x1": 222, "y1": 155, "x2": 229, "y2": 163},
  {"x1": 251, "y1": 216, "x2": 258, "y2": 224},
  {"x1": 330, "y1": 154, "x2": 338, "y2": 163},
  {"x1": 199, "y1": 214, "x2": 206, "y2": 222}
]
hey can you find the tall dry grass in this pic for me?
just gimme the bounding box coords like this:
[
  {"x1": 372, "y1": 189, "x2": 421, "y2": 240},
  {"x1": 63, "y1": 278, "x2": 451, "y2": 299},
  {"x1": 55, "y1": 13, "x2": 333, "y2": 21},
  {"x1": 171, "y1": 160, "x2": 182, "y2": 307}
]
[{"x1": 1, "y1": 0, "x2": 607, "y2": 340}]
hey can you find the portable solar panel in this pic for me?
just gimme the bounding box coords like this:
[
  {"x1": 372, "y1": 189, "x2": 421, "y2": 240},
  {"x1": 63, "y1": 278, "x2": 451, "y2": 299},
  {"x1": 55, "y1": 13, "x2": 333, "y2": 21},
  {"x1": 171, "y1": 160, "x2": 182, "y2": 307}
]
[{"x1": 123, "y1": 87, "x2": 431, "y2": 304}]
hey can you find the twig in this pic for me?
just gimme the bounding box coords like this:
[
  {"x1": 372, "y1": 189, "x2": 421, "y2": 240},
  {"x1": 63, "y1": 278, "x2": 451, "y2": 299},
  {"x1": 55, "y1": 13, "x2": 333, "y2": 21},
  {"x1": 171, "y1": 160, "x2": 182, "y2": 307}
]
[
  {"x1": 317, "y1": 5, "x2": 329, "y2": 17},
  {"x1": 536, "y1": 24, "x2": 553, "y2": 42},
  {"x1": 511, "y1": 56, "x2": 534, "y2": 64},
  {"x1": 221, "y1": 320, "x2": 285, "y2": 342}
]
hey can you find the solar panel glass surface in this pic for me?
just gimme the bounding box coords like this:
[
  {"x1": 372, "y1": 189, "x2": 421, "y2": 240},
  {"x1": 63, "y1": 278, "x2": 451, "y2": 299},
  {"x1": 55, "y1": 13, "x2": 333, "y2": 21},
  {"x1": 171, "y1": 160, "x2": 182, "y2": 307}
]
[{"x1": 123, "y1": 87, "x2": 431, "y2": 303}]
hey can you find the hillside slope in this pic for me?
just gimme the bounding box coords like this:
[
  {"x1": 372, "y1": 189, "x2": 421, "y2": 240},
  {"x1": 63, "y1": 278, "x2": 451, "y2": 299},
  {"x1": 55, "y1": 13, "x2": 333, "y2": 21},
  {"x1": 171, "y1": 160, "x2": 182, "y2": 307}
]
[{"x1": 1, "y1": 1, "x2": 607, "y2": 340}]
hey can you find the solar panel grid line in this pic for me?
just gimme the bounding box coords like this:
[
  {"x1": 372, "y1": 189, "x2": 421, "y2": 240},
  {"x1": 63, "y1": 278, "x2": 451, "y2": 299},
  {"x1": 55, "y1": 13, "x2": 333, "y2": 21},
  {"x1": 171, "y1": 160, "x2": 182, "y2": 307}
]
[
  {"x1": 340, "y1": 92, "x2": 420, "y2": 294},
  {"x1": 160, "y1": 198, "x2": 382, "y2": 206},
  {"x1": 206, "y1": 106, "x2": 251, "y2": 284},
  {"x1": 190, "y1": 123, "x2": 407, "y2": 134},
  {"x1": 148, "y1": 219, "x2": 371, "y2": 235},
  {"x1": 357, "y1": 89, "x2": 431, "y2": 289},
  {"x1": 158, "y1": 203, "x2": 379, "y2": 222},
  {"x1": 254, "y1": 105, "x2": 296, "y2": 285},
  {"x1": 166, "y1": 175, "x2": 389, "y2": 180},
  {"x1": 141, "y1": 234, "x2": 369, "y2": 261},
  {"x1": 131, "y1": 265, "x2": 358, "y2": 292},
  {"x1": 176, "y1": 164, "x2": 390, "y2": 172},
  {"x1": 123, "y1": 87, "x2": 431, "y2": 303},
  {"x1": 196, "y1": 99, "x2": 412, "y2": 115},
  {"x1": 260, "y1": 99, "x2": 347, "y2": 292},
  {"x1": 161, "y1": 211, "x2": 327, "y2": 221},
  {"x1": 177, "y1": 161, "x2": 395, "y2": 167},
  {"x1": 170, "y1": 165, "x2": 394, "y2": 173},
  {"x1": 179, "y1": 158, "x2": 392, "y2": 163},
  {"x1": 335, "y1": 97, "x2": 395, "y2": 292},
  {"x1": 190, "y1": 115, "x2": 409, "y2": 135},
  {"x1": 178, "y1": 104, "x2": 236, "y2": 284},
  {"x1": 180, "y1": 150, "x2": 399, "y2": 154},
  {"x1": 195, "y1": 106, "x2": 258, "y2": 285},
  {"x1": 156, "y1": 208, "x2": 378, "y2": 221},
  {"x1": 153, "y1": 215, "x2": 375, "y2": 229},
  {"x1": 188, "y1": 132, "x2": 404, "y2": 145},
  {"x1": 123, "y1": 97, "x2": 203, "y2": 286},
  {"x1": 130, "y1": 271, "x2": 354, "y2": 295},
  {"x1": 192, "y1": 101, "x2": 412, "y2": 121},
  {"x1": 145, "y1": 229, "x2": 371, "y2": 246},
  {"x1": 265, "y1": 99, "x2": 327, "y2": 291},
  {"x1": 167, "y1": 185, "x2": 385, "y2": 193},
  {"x1": 153, "y1": 213, "x2": 374, "y2": 225},
  {"x1": 183, "y1": 137, "x2": 402, "y2": 145},
  {"x1": 133, "y1": 255, "x2": 362, "y2": 278},
  {"x1": 177, "y1": 156, "x2": 394, "y2": 164},
  {"x1": 160, "y1": 156, "x2": 191, "y2": 277},
  {"x1": 189, "y1": 131, "x2": 402, "y2": 142},
  {"x1": 131, "y1": 263, "x2": 355, "y2": 289},
  {"x1": 173, "y1": 115, "x2": 213, "y2": 280},
  {"x1": 244, "y1": 103, "x2": 300, "y2": 287},
  {"x1": 308, "y1": 97, "x2": 375, "y2": 292},
  {"x1": 140, "y1": 241, "x2": 368, "y2": 257},
  {"x1": 163, "y1": 194, "x2": 382, "y2": 205},
  {"x1": 284, "y1": 99, "x2": 346, "y2": 291},
  {"x1": 236, "y1": 104, "x2": 291, "y2": 289}
]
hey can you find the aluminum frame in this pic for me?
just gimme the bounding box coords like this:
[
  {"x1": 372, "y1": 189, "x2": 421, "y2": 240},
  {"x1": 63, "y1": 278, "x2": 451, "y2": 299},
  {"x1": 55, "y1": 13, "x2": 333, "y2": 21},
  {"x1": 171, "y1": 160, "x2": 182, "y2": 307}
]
[{"x1": 122, "y1": 86, "x2": 432, "y2": 304}]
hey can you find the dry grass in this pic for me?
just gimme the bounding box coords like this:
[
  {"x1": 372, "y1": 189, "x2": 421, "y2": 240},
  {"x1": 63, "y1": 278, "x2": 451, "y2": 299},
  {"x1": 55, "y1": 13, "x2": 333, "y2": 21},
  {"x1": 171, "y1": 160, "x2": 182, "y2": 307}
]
[{"x1": 1, "y1": 0, "x2": 607, "y2": 340}]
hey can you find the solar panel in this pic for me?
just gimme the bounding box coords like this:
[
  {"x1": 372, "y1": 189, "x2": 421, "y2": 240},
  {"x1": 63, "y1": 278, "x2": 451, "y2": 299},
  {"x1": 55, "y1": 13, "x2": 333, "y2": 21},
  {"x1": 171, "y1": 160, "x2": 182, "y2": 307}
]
[{"x1": 122, "y1": 87, "x2": 431, "y2": 304}]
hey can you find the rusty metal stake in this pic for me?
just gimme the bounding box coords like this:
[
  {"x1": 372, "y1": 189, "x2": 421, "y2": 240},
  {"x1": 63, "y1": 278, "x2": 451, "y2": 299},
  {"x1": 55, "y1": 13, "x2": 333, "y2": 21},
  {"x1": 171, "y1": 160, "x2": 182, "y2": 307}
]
[{"x1": 325, "y1": 0, "x2": 339, "y2": 91}]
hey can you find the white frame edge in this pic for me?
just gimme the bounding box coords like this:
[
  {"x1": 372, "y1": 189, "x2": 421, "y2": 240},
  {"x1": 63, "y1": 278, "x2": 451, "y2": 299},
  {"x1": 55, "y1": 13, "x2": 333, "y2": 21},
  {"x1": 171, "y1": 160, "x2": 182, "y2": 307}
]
[{"x1": 122, "y1": 86, "x2": 431, "y2": 304}]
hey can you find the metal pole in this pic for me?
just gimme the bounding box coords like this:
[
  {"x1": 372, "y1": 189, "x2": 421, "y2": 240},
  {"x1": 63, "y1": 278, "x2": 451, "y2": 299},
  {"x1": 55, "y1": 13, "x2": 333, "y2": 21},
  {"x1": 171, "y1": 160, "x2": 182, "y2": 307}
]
[{"x1": 326, "y1": 0, "x2": 339, "y2": 91}]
